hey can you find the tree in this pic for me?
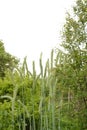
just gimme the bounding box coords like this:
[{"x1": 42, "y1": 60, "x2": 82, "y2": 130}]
[
  {"x1": 55, "y1": 0, "x2": 87, "y2": 129},
  {"x1": 0, "y1": 41, "x2": 19, "y2": 78},
  {"x1": 62, "y1": 0, "x2": 87, "y2": 51}
]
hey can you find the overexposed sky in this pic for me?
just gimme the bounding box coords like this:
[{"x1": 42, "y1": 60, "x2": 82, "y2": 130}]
[{"x1": 0, "y1": 0, "x2": 75, "y2": 71}]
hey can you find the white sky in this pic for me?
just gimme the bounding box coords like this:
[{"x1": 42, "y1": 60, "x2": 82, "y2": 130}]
[{"x1": 0, "y1": 0, "x2": 75, "y2": 71}]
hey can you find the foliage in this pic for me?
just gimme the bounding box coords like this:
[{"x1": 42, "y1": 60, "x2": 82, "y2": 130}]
[
  {"x1": 0, "y1": 0, "x2": 87, "y2": 130},
  {"x1": 0, "y1": 52, "x2": 59, "y2": 130},
  {"x1": 55, "y1": 0, "x2": 87, "y2": 129},
  {"x1": 0, "y1": 41, "x2": 19, "y2": 78},
  {"x1": 62, "y1": 0, "x2": 87, "y2": 51}
]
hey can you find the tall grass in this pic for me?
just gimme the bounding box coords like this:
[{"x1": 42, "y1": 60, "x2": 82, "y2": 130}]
[{"x1": 0, "y1": 49, "x2": 68, "y2": 130}]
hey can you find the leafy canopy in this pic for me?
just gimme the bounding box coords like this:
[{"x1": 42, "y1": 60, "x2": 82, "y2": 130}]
[
  {"x1": 0, "y1": 41, "x2": 19, "y2": 78},
  {"x1": 55, "y1": 0, "x2": 87, "y2": 129},
  {"x1": 62, "y1": 0, "x2": 87, "y2": 52}
]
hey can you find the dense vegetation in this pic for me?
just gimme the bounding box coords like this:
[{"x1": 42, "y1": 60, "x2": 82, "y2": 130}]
[
  {"x1": 0, "y1": 41, "x2": 19, "y2": 78},
  {"x1": 0, "y1": 0, "x2": 87, "y2": 129}
]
